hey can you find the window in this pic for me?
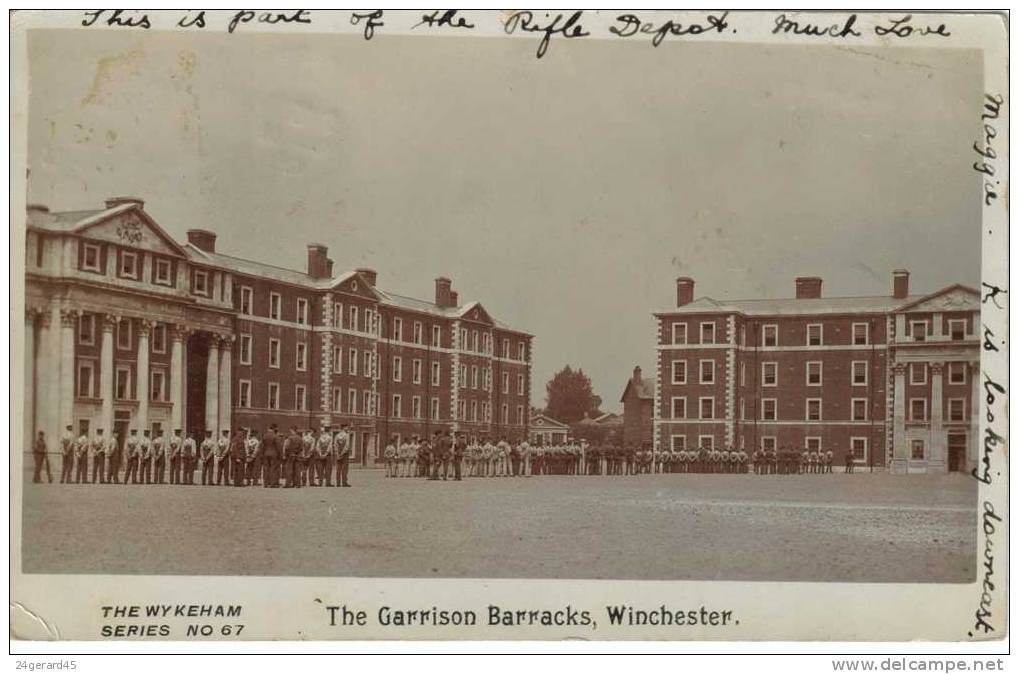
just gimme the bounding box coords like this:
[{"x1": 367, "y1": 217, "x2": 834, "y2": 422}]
[
  {"x1": 331, "y1": 346, "x2": 342, "y2": 374},
  {"x1": 699, "y1": 397, "x2": 715, "y2": 420},
  {"x1": 295, "y1": 385, "x2": 307, "y2": 411},
  {"x1": 852, "y1": 322, "x2": 869, "y2": 345},
  {"x1": 762, "y1": 362, "x2": 777, "y2": 386},
  {"x1": 267, "y1": 383, "x2": 280, "y2": 410},
  {"x1": 910, "y1": 399, "x2": 927, "y2": 422},
  {"x1": 152, "y1": 324, "x2": 167, "y2": 354},
  {"x1": 119, "y1": 251, "x2": 138, "y2": 279},
  {"x1": 193, "y1": 269, "x2": 209, "y2": 296},
  {"x1": 431, "y1": 361, "x2": 441, "y2": 387},
  {"x1": 348, "y1": 306, "x2": 358, "y2": 331},
  {"x1": 391, "y1": 394, "x2": 402, "y2": 418},
  {"x1": 238, "y1": 380, "x2": 251, "y2": 408},
  {"x1": 431, "y1": 397, "x2": 440, "y2": 421},
  {"x1": 471, "y1": 366, "x2": 479, "y2": 389},
  {"x1": 806, "y1": 399, "x2": 822, "y2": 421},
  {"x1": 948, "y1": 362, "x2": 966, "y2": 385},
  {"x1": 671, "y1": 435, "x2": 686, "y2": 451},
  {"x1": 295, "y1": 342, "x2": 307, "y2": 371},
  {"x1": 411, "y1": 397, "x2": 422, "y2": 420},
  {"x1": 501, "y1": 338, "x2": 510, "y2": 358},
  {"x1": 363, "y1": 350, "x2": 372, "y2": 377},
  {"x1": 762, "y1": 324, "x2": 778, "y2": 347},
  {"x1": 948, "y1": 398, "x2": 965, "y2": 422},
  {"x1": 671, "y1": 360, "x2": 687, "y2": 385},
  {"x1": 154, "y1": 258, "x2": 172, "y2": 286},
  {"x1": 392, "y1": 317, "x2": 403, "y2": 342},
  {"x1": 740, "y1": 362, "x2": 746, "y2": 386},
  {"x1": 807, "y1": 323, "x2": 822, "y2": 346},
  {"x1": 671, "y1": 323, "x2": 687, "y2": 345},
  {"x1": 698, "y1": 359, "x2": 715, "y2": 384},
  {"x1": 948, "y1": 319, "x2": 966, "y2": 341},
  {"x1": 432, "y1": 325, "x2": 442, "y2": 347},
  {"x1": 498, "y1": 404, "x2": 507, "y2": 424},
  {"x1": 269, "y1": 293, "x2": 281, "y2": 321},
  {"x1": 460, "y1": 364, "x2": 468, "y2": 388},
  {"x1": 115, "y1": 367, "x2": 131, "y2": 400},
  {"x1": 518, "y1": 342, "x2": 526, "y2": 361},
  {"x1": 471, "y1": 330, "x2": 479, "y2": 352},
  {"x1": 413, "y1": 322, "x2": 423, "y2": 344},
  {"x1": 347, "y1": 389, "x2": 358, "y2": 414},
  {"x1": 910, "y1": 362, "x2": 927, "y2": 385},
  {"x1": 150, "y1": 370, "x2": 167, "y2": 402},
  {"x1": 117, "y1": 318, "x2": 132, "y2": 350},
  {"x1": 517, "y1": 374, "x2": 525, "y2": 395},
  {"x1": 850, "y1": 437, "x2": 868, "y2": 461},
  {"x1": 78, "y1": 314, "x2": 95, "y2": 345},
  {"x1": 81, "y1": 242, "x2": 102, "y2": 272},
  {"x1": 502, "y1": 372, "x2": 510, "y2": 394},
  {"x1": 700, "y1": 322, "x2": 716, "y2": 344},
  {"x1": 698, "y1": 435, "x2": 715, "y2": 450},
  {"x1": 364, "y1": 391, "x2": 374, "y2": 415},
  {"x1": 240, "y1": 287, "x2": 253, "y2": 315},
  {"x1": 852, "y1": 398, "x2": 868, "y2": 422},
  {"x1": 911, "y1": 320, "x2": 928, "y2": 342},
  {"x1": 332, "y1": 303, "x2": 343, "y2": 328},
  {"x1": 457, "y1": 400, "x2": 466, "y2": 421},
  {"x1": 239, "y1": 334, "x2": 252, "y2": 365},
  {"x1": 806, "y1": 361, "x2": 822, "y2": 386},
  {"x1": 296, "y1": 298, "x2": 309, "y2": 325},
  {"x1": 671, "y1": 397, "x2": 687, "y2": 419},
  {"x1": 851, "y1": 361, "x2": 868, "y2": 386},
  {"x1": 412, "y1": 359, "x2": 422, "y2": 385},
  {"x1": 268, "y1": 339, "x2": 280, "y2": 368},
  {"x1": 349, "y1": 349, "x2": 358, "y2": 376},
  {"x1": 911, "y1": 439, "x2": 925, "y2": 460},
  {"x1": 762, "y1": 398, "x2": 777, "y2": 421},
  {"x1": 516, "y1": 405, "x2": 524, "y2": 425},
  {"x1": 470, "y1": 400, "x2": 478, "y2": 422},
  {"x1": 332, "y1": 387, "x2": 342, "y2": 413}
]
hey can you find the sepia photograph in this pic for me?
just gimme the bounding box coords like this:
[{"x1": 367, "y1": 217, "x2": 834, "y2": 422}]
[{"x1": 9, "y1": 9, "x2": 1008, "y2": 646}]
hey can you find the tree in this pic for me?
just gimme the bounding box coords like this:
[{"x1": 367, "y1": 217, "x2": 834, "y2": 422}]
[{"x1": 544, "y1": 365, "x2": 602, "y2": 424}]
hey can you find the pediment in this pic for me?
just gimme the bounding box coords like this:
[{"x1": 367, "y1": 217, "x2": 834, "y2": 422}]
[
  {"x1": 460, "y1": 302, "x2": 494, "y2": 326},
  {"x1": 898, "y1": 285, "x2": 980, "y2": 314},
  {"x1": 332, "y1": 272, "x2": 382, "y2": 301},
  {"x1": 77, "y1": 208, "x2": 187, "y2": 257}
]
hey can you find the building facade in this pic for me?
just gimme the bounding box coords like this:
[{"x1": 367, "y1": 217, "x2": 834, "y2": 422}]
[
  {"x1": 529, "y1": 412, "x2": 569, "y2": 446},
  {"x1": 653, "y1": 272, "x2": 980, "y2": 473},
  {"x1": 619, "y1": 366, "x2": 654, "y2": 449},
  {"x1": 24, "y1": 197, "x2": 532, "y2": 465}
]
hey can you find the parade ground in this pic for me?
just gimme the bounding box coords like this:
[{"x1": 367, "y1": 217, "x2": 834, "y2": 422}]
[{"x1": 21, "y1": 470, "x2": 976, "y2": 583}]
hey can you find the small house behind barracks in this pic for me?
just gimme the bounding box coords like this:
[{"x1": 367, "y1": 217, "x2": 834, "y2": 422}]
[
  {"x1": 653, "y1": 272, "x2": 980, "y2": 473},
  {"x1": 25, "y1": 197, "x2": 532, "y2": 466}
]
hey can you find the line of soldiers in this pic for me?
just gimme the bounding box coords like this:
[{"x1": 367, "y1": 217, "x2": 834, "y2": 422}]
[{"x1": 41, "y1": 422, "x2": 354, "y2": 488}]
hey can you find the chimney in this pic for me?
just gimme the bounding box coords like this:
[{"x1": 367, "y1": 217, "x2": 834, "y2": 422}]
[
  {"x1": 435, "y1": 277, "x2": 453, "y2": 308},
  {"x1": 795, "y1": 276, "x2": 822, "y2": 299},
  {"x1": 892, "y1": 269, "x2": 910, "y2": 299},
  {"x1": 105, "y1": 196, "x2": 145, "y2": 209},
  {"x1": 355, "y1": 267, "x2": 377, "y2": 287},
  {"x1": 676, "y1": 277, "x2": 694, "y2": 307},
  {"x1": 449, "y1": 290, "x2": 459, "y2": 307},
  {"x1": 633, "y1": 365, "x2": 642, "y2": 383},
  {"x1": 187, "y1": 229, "x2": 217, "y2": 253},
  {"x1": 306, "y1": 244, "x2": 330, "y2": 279},
  {"x1": 325, "y1": 259, "x2": 334, "y2": 277}
]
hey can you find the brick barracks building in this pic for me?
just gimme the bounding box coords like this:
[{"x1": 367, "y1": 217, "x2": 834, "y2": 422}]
[
  {"x1": 24, "y1": 197, "x2": 532, "y2": 466},
  {"x1": 653, "y1": 272, "x2": 980, "y2": 473}
]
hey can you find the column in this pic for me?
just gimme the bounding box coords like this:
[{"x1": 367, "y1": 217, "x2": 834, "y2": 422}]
[
  {"x1": 217, "y1": 335, "x2": 233, "y2": 436},
  {"x1": 58, "y1": 309, "x2": 77, "y2": 436},
  {"x1": 137, "y1": 320, "x2": 152, "y2": 433},
  {"x1": 24, "y1": 309, "x2": 38, "y2": 445},
  {"x1": 170, "y1": 325, "x2": 185, "y2": 432},
  {"x1": 928, "y1": 362, "x2": 946, "y2": 472},
  {"x1": 205, "y1": 335, "x2": 220, "y2": 435},
  {"x1": 968, "y1": 361, "x2": 981, "y2": 472},
  {"x1": 99, "y1": 314, "x2": 116, "y2": 434},
  {"x1": 890, "y1": 363, "x2": 907, "y2": 473}
]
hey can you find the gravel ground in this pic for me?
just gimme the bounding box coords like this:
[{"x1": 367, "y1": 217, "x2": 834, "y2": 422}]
[{"x1": 20, "y1": 470, "x2": 976, "y2": 582}]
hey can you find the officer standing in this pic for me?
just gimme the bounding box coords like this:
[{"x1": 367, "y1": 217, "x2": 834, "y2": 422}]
[
  {"x1": 845, "y1": 451, "x2": 855, "y2": 474},
  {"x1": 453, "y1": 432, "x2": 465, "y2": 481},
  {"x1": 317, "y1": 426, "x2": 334, "y2": 486},
  {"x1": 152, "y1": 429, "x2": 167, "y2": 484},
  {"x1": 169, "y1": 429, "x2": 183, "y2": 485},
  {"x1": 245, "y1": 429, "x2": 261, "y2": 486},
  {"x1": 91, "y1": 428, "x2": 107, "y2": 484},
  {"x1": 199, "y1": 430, "x2": 215, "y2": 485},
  {"x1": 32, "y1": 431, "x2": 52, "y2": 483},
  {"x1": 229, "y1": 427, "x2": 246, "y2": 487},
  {"x1": 300, "y1": 428, "x2": 315, "y2": 486},
  {"x1": 75, "y1": 428, "x2": 90, "y2": 483},
  {"x1": 106, "y1": 431, "x2": 122, "y2": 484},
  {"x1": 139, "y1": 429, "x2": 152, "y2": 484},
  {"x1": 334, "y1": 425, "x2": 351, "y2": 487},
  {"x1": 182, "y1": 432, "x2": 198, "y2": 485},
  {"x1": 60, "y1": 424, "x2": 75, "y2": 483},
  {"x1": 384, "y1": 436, "x2": 397, "y2": 478},
  {"x1": 262, "y1": 424, "x2": 280, "y2": 488},
  {"x1": 215, "y1": 430, "x2": 231, "y2": 485},
  {"x1": 124, "y1": 429, "x2": 139, "y2": 484},
  {"x1": 282, "y1": 426, "x2": 301, "y2": 488}
]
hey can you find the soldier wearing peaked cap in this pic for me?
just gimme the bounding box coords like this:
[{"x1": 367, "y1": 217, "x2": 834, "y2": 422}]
[{"x1": 60, "y1": 424, "x2": 75, "y2": 483}]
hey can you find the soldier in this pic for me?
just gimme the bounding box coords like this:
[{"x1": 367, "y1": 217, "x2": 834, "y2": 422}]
[
  {"x1": 168, "y1": 429, "x2": 183, "y2": 485},
  {"x1": 216, "y1": 429, "x2": 231, "y2": 485},
  {"x1": 424, "y1": 435, "x2": 439, "y2": 480},
  {"x1": 123, "y1": 429, "x2": 140, "y2": 485},
  {"x1": 139, "y1": 429, "x2": 153, "y2": 484},
  {"x1": 810, "y1": 449, "x2": 821, "y2": 475},
  {"x1": 480, "y1": 438, "x2": 493, "y2": 477},
  {"x1": 74, "y1": 428, "x2": 90, "y2": 483},
  {"x1": 182, "y1": 431, "x2": 198, "y2": 485},
  {"x1": 453, "y1": 432, "x2": 466, "y2": 481},
  {"x1": 199, "y1": 430, "x2": 215, "y2": 485},
  {"x1": 91, "y1": 428, "x2": 107, "y2": 484},
  {"x1": 315, "y1": 426, "x2": 333, "y2": 485},
  {"x1": 825, "y1": 448, "x2": 834, "y2": 474},
  {"x1": 60, "y1": 424, "x2": 75, "y2": 483},
  {"x1": 32, "y1": 431, "x2": 52, "y2": 483},
  {"x1": 496, "y1": 437, "x2": 510, "y2": 477},
  {"x1": 152, "y1": 429, "x2": 167, "y2": 484},
  {"x1": 383, "y1": 436, "x2": 397, "y2": 478},
  {"x1": 262, "y1": 424, "x2": 280, "y2": 488},
  {"x1": 229, "y1": 427, "x2": 246, "y2": 486},
  {"x1": 300, "y1": 428, "x2": 315, "y2": 486},
  {"x1": 282, "y1": 426, "x2": 301, "y2": 488},
  {"x1": 397, "y1": 437, "x2": 411, "y2": 478},
  {"x1": 106, "y1": 431, "x2": 122, "y2": 484},
  {"x1": 845, "y1": 450, "x2": 855, "y2": 474},
  {"x1": 245, "y1": 429, "x2": 260, "y2": 486},
  {"x1": 438, "y1": 430, "x2": 453, "y2": 480},
  {"x1": 334, "y1": 425, "x2": 351, "y2": 487}
]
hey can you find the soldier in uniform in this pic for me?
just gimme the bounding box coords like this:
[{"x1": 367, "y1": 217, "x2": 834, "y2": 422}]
[
  {"x1": 199, "y1": 430, "x2": 215, "y2": 485},
  {"x1": 139, "y1": 429, "x2": 153, "y2": 484},
  {"x1": 91, "y1": 428, "x2": 107, "y2": 484},
  {"x1": 383, "y1": 436, "x2": 397, "y2": 478},
  {"x1": 316, "y1": 426, "x2": 334, "y2": 485},
  {"x1": 216, "y1": 430, "x2": 231, "y2": 485},
  {"x1": 245, "y1": 429, "x2": 260, "y2": 486},
  {"x1": 281, "y1": 426, "x2": 300, "y2": 488},
  {"x1": 60, "y1": 424, "x2": 75, "y2": 483},
  {"x1": 845, "y1": 450, "x2": 855, "y2": 474},
  {"x1": 74, "y1": 428, "x2": 90, "y2": 483},
  {"x1": 437, "y1": 430, "x2": 452, "y2": 480},
  {"x1": 32, "y1": 431, "x2": 52, "y2": 483},
  {"x1": 183, "y1": 431, "x2": 199, "y2": 485},
  {"x1": 825, "y1": 448, "x2": 834, "y2": 474},
  {"x1": 453, "y1": 432, "x2": 466, "y2": 480},
  {"x1": 229, "y1": 427, "x2": 246, "y2": 486},
  {"x1": 334, "y1": 425, "x2": 351, "y2": 487},
  {"x1": 300, "y1": 428, "x2": 315, "y2": 486},
  {"x1": 496, "y1": 437, "x2": 510, "y2": 477},
  {"x1": 152, "y1": 429, "x2": 167, "y2": 484},
  {"x1": 106, "y1": 431, "x2": 122, "y2": 484},
  {"x1": 262, "y1": 424, "x2": 281, "y2": 488},
  {"x1": 168, "y1": 429, "x2": 183, "y2": 485},
  {"x1": 123, "y1": 429, "x2": 140, "y2": 484}
]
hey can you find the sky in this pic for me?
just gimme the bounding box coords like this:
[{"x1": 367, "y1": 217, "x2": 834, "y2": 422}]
[{"x1": 26, "y1": 27, "x2": 982, "y2": 412}]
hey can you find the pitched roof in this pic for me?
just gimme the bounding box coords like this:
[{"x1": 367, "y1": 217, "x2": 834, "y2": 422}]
[
  {"x1": 530, "y1": 412, "x2": 569, "y2": 429},
  {"x1": 620, "y1": 377, "x2": 654, "y2": 402},
  {"x1": 656, "y1": 294, "x2": 925, "y2": 317}
]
